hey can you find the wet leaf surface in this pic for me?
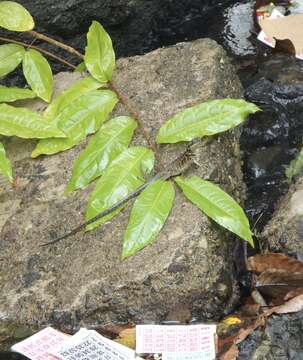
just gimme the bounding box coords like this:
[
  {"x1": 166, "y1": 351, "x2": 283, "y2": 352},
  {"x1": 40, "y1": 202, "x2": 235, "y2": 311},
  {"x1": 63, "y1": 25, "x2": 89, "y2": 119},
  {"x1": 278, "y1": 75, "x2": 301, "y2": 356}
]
[
  {"x1": 175, "y1": 176, "x2": 254, "y2": 245},
  {"x1": 0, "y1": 104, "x2": 65, "y2": 139},
  {"x1": 0, "y1": 1, "x2": 34, "y2": 31},
  {"x1": 32, "y1": 89, "x2": 117, "y2": 157},
  {"x1": 84, "y1": 21, "x2": 115, "y2": 83},
  {"x1": 86, "y1": 146, "x2": 154, "y2": 231},
  {"x1": 0, "y1": 44, "x2": 24, "y2": 78},
  {"x1": 23, "y1": 49, "x2": 53, "y2": 102},
  {"x1": 0, "y1": 85, "x2": 35, "y2": 103},
  {"x1": 123, "y1": 179, "x2": 175, "y2": 259},
  {"x1": 66, "y1": 116, "x2": 137, "y2": 193},
  {"x1": 156, "y1": 99, "x2": 260, "y2": 144}
]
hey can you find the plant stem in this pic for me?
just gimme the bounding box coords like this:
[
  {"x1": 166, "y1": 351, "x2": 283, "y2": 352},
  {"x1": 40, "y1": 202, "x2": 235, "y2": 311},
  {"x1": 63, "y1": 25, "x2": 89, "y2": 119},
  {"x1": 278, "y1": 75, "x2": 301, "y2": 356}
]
[
  {"x1": 0, "y1": 36, "x2": 76, "y2": 69},
  {"x1": 108, "y1": 80, "x2": 162, "y2": 165},
  {"x1": 29, "y1": 30, "x2": 84, "y2": 59},
  {"x1": 27, "y1": 30, "x2": 163, "y2": 165}
]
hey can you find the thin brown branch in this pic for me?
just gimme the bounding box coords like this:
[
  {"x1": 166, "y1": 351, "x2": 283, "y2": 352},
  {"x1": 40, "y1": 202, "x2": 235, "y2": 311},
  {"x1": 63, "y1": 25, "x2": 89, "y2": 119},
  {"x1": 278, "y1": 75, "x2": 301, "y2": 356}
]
[
  {"x1": 0, "y1": 36, "x2": 76, "y2": 69},
  {"x1": 108, "y1": 80, "x2": 163, "y2": 166},
  {"x1": 29, "y1": 30, "x2": 84, "y2": 59}
]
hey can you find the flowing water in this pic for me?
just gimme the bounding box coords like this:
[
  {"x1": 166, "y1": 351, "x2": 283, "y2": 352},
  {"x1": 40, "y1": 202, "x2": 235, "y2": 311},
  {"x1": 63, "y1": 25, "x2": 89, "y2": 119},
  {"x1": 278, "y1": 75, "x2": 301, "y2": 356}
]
[{"x1": 206, "y1": 1, "x2": 303, "y2": 231}]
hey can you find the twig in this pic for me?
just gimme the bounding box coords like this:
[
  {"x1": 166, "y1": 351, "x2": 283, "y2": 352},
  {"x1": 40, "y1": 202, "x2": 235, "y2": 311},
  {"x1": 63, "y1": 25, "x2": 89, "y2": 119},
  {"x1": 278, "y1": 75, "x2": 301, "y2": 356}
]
[
  {"x1": 0, "y1": 36, "x2": 76, "y2": 69},
  {"x1": 29, "y1": 30, "x2": 84, "y2": 59},
  {"x1": 42, "y1": 146, "x2": 195, "y2": 247},
  {"x1": 108, "y1": 81, "x2": 163, "y2": 166}
]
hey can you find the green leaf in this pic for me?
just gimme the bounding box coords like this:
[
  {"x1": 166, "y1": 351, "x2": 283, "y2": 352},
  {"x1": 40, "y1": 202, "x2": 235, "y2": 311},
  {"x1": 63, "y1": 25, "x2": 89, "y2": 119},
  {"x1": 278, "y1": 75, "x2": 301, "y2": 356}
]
[
  {"x1": 66, "y1": 116, "x2": 137, "y2": 193},
  {"x1": 286, "y1": 148, "x2": 303, "y2": 181},
  {"x1": 23, "y1": 49, "x2": 53, "y2": 102},
  {"x1": 175, "y1": 176, "x2": 254, "y2": 246},
  {"x1": 0, "y1": 141, "x2": 12, "y2": 182},
  {"x1": 0, "y1": 103, "x2": 66, "y2": 139},
  {"x1": 123, "y1": 180, "x2": 175, "y2": 259},
  {"x1": 156, "y1": 99, "x2": 260, "y2": 144},
  {"x1": 84, "y1": 21, "x2": 115, "y2": 83},
  {"x1": 0, "y1": 85, "x2": 35, "y2": 102},
  {"x1": 86, "y1": 146, "x2": 155, "y2": 231},
  {"x1": 44, "y1": 76, "x2": 103, "y2": 121},
  {"x1": 32, "y1": 89, "x2": 118, "y2": 157},
  {"x1": 74, "y1": 62, "x2": 86, "y2": 72},
  {"x1": 0, "y1": 1, "x2": 34, "y2": 31},
  {"x1": 0, "y1": 44, "x2": 24, "y2": 77}
]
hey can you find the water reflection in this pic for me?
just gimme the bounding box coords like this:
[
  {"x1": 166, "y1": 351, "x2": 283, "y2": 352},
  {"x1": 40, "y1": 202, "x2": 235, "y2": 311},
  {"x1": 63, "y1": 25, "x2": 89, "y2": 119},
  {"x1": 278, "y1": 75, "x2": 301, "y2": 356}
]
[{"x1": 223, "y1": 1, "x2": 256, "y2": 56}]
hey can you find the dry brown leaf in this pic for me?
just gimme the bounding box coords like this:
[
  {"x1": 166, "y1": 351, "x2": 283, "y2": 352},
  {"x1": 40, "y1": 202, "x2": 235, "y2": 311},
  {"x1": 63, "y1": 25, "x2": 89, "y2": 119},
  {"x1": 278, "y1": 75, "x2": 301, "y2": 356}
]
[
  {"x1": 94, "y1": 323, "x2": 133, "y2": 339},
  {"x1": 247, "y1": 253, "x2": 303, "y2": 274},
  {"x1": 114, "y1": 328, "x2": 136, "y2": 349},
  {"x1": 265, "y1": 294, "x2": 303, "y2": 316},
  {"x1": 256, "y1": 269, "x2": 303, "y2": 299},
  {"x1": 284, "y1": 288, "x2": 303, "y2": 301}
]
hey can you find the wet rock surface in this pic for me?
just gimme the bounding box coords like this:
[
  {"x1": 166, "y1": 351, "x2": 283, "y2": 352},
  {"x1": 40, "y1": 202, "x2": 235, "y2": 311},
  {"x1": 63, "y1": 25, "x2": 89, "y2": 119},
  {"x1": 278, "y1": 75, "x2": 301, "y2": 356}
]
[
  {"x1": 14, "y1": 0, "x2": 234, "y2": 61},
  {"x1": 241, "y1": 53, "x2": 303, "y2": 229},
  {"x1": 239, "y1": 312, "x2": 303, "y2": 360},
  {"x1": 0, "y1": 39, "x2": 243, "y2": 341},
  {"x1": 262, "y1": 176, "x2": 303, "y2": 255}
]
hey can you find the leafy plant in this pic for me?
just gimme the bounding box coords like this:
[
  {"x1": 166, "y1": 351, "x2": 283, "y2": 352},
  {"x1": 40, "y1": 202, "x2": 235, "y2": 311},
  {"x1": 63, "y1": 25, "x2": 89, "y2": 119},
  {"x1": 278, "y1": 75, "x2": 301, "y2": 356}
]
[{"x1": 0, "y1": 1, "x2": 260, "y2": 258}]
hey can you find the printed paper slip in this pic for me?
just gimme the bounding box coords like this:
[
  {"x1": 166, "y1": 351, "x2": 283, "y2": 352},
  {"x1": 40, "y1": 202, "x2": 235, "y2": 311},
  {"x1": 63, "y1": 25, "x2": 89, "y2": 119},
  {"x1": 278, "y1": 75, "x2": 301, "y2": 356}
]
[
  {"x1": 51, "y1": 329, "x2": 138, "y2": 360},
  {"x1": 136, "y1": 324, "x2": 216, "y2": 358},
  {"x1": 162, "y1": 352, "x2": 214, "y2": 360},
  {"x1": 11, "y1": 327, "x2": 70, "y2": 360}
]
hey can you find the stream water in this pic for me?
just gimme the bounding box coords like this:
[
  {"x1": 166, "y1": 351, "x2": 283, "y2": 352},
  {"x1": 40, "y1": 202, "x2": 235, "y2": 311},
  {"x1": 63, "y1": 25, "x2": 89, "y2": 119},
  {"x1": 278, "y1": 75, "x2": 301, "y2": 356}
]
[{"x1": 200, "y1": 0, "x2": 303, "y2": 231}]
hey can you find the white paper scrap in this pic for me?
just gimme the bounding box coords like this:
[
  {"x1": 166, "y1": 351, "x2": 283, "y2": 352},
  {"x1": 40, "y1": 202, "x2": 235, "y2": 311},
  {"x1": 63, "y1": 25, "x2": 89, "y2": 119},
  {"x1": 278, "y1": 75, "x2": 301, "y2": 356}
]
[
  {"x1": 257, "y1": 9, "x2": 284, "y2": 48},
  {"x1": 50, "y1": 329, "x2": 137, "y2": 360},
  {"x1": 162, "y1": 352, "x2": 214, "y2": 360},
  {"x1": 11, "y1": 327, "x2": 70, "y2": 360},
  {"x1": 135, "y1": 324, "x2": 216, "y2": 359}
]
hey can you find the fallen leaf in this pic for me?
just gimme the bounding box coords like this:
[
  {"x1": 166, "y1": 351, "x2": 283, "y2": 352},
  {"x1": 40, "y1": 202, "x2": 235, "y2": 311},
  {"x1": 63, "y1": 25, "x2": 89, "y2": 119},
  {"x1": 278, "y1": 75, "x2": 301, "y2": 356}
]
[
  {"x1": 94, "y1": 323, "x2": 132, "y2": 339},
  {"x1": 114, "y1": 328, "x2": 136, "y2": 349},
  {"x1": 266, "y1": 294, "x2": 303, "y2": 316},
  {"x1": 284, "y1": 288, "x2": 303, "y2": 301},
  {"x1": 256, "y1": 269, "x2": 303, "y2": 299},
  {"x1": 248, "y1": 253, "x2": 303, "y2": 274},
  {"x1": 222, "y1": 316, "x2": 242, "y2": 326}
]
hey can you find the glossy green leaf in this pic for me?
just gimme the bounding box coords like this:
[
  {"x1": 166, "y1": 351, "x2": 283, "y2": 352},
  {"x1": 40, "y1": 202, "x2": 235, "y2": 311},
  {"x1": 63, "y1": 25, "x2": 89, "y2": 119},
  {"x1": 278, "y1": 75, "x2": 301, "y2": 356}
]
[
  {"x1": 175, "y1": 176, "x2": 254, "y2": 246},
  {"x1": 0, "y1": 1, "x2": 34, "y2": 31},
  {"x1": 84, "y1": 21, "x2": 115, "y2": 83},
  {"x1": 156, "y1": 99, "x2": 260, "y2": 144},
  {"x1": 23, "y1": 49, "x2": 53, "y2": 102},
  {"x1": 86, "y1": 146, "x2": 155, "y2": 231},
  {"x1": 286, "y1": 148, "x2": 303, "y2": 181},
  {"x1": 123, "y1": 179, "x2": 175, "y2": 259},
  {"x1": 74, "y1": 62, "x2": 86, "y2": 72},
  {"x1": 0, "y1": 141, "x2": 12, "y2": 181},
  {"x1": 66, "y1": 116, "x2": 137, "y2": 193},
  {"x1": 0, "y1": 103, "x2": 65, "y2": 139},
  {"x1": 44, "y1": 76, "x2": 103, "y2": 121},
  {"x1": 0, "y1": 44, "x2": 24, "y2": 77},
  {"x1": 0, "y1": 85, "x2": 35, "y2": 102},
  {"x1": 32, "y1": 89, "x2": 118, "y2": 157}
]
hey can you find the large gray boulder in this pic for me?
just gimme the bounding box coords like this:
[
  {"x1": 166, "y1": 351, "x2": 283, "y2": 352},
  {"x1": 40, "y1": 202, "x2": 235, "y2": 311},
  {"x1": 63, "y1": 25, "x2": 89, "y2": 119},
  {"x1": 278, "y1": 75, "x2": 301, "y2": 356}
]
[{"x1": 0, "y1": 39, "x2": 243, "y2": 339}]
